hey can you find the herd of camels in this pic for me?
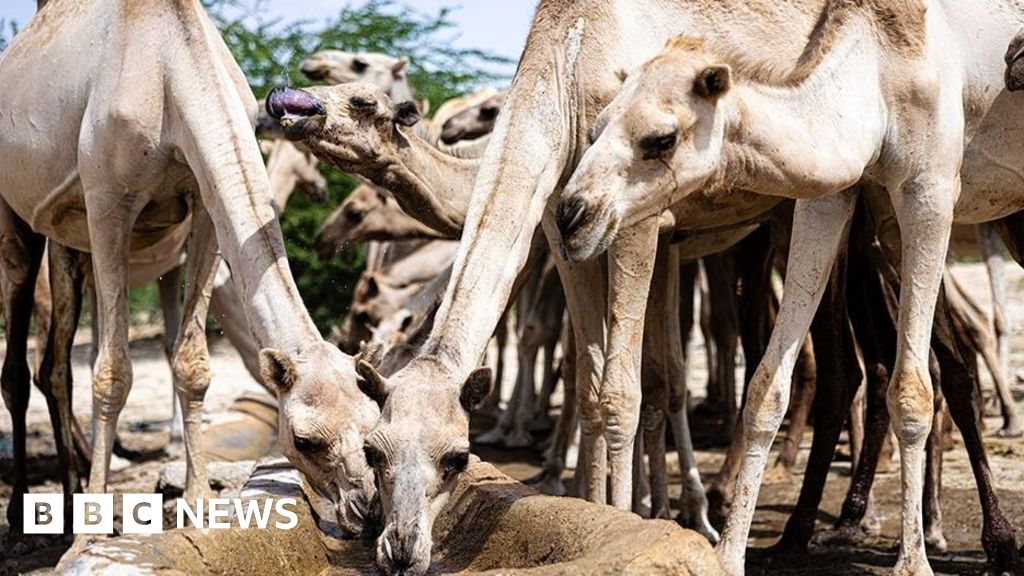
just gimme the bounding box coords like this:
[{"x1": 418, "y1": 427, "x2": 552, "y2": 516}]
[{"x1": 4, "y1": 0, "x2": 1024, "y2": 575}]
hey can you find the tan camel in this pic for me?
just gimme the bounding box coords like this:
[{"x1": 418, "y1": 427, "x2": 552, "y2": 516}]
[
  {"x1": 0, "y1": 0, "x2": 380, "y2": 559},
  {"x1": 316, "y1": 184, "x2": 446, "y2": 259},
  {"x1": 301, "y1": 49, "x2": 414, "y2": 104},
  {"x1": 560, "y1": 5, "x2": 1024, "y2": 570},
  {"x1": 440, "y1": 90, "x2": 507, "y2": 144},
  {"x1": 269, "y1": 83, "x2": 477, "y2": 237}
]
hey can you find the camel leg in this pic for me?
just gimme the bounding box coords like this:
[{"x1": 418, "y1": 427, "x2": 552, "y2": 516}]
[
  {"x1": 707, "y1": 224, "x2": 776, "y2": 526},
  {"x1": 543, "y1": 212, "x2": 609, "y2": 504},
  {"x1": 529, "y1": 322, "x2": 575, "y2": 496},
  {"x1": 716, "y1": 193, "x2": 856, "y2": 575},
  {"x1": 158, "y1": 266, "x2": 184, "y2": 446},
  {"x1": 603, "y1": 218, "x2": 660, "y2": 509},
  {"x1": 209, "y1": 264, "x2": 269, "y2": 389},
  {"x1": 36, "y1": 242, "x2": 87, "y2": 526},
  {"x1": 922, "y1": 387, "x2": 947, "y2": 553},
  {"x1": 698, "y1": 263, "x2": 721, "y2": 413},
  {"x1": 507, "y1": 341, "x2": 539, "y2": 448},
  {"x1": 773, "y1": 240, "x2": 861, "y2": 555},
  {"x1": 976, "y1": 223, "x2": 1009, "y2": 387},
  {"x1": 0, "y1": 199, "x2": 46, "y2": 535},
  {"x1": 482, "y1": 310, "x2": 510, "y2": 416},
  {"x1": 704, "y1": 253, "x2": 739, "y2": 439},
  {"x1": 767, "y1": 335, "x2": 816, "y2": 484},
  {"x1": 932, "y1": 290, "x2": 1021, "y2": 573},
  {"x1": 884, "y1": 180, "x2": 955, "y2": 576},
  {"x1": 640, "y1": 240, "x2": 673, "y2": 519},
  {"x1": 173, "y1": 201, "x2": 220, "y2": 503}
]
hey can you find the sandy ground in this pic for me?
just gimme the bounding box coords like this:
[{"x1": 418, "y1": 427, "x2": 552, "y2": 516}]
[{"x1": 2, "y1": 261, "x2": 1024, "y2": 575}]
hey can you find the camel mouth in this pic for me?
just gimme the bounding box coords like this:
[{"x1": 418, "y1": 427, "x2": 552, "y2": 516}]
[
  {"x1": 266, "y1": 87, "x2": 327, "y2": 140},
  {"x1": 439, "y1": 127, "x2": 465, "y2": 145},
  {"x1": 557, "y1": 201, "x2": 618, "y2": 263}
]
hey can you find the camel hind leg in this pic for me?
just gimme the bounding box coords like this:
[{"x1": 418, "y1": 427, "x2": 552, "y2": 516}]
[
  {"x1": 35, "y1": 242, "x2": 88, "y2": 526},
  {"x1": 0, "y1": 199, "x2": 46, "y2": 535}
]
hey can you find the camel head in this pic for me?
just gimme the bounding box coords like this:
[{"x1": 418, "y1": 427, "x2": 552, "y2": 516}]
[
  {"x1": 316, "y1": 184, "x2": 390, "y2": 260},
  {"x1": 265, "y1": 84, "x2": 421, "y2": 178},
  {"x1": 301, "y1": 50, "x2": 410, "y2": 94},
  {"x1": 557, "y1": 36, "x2": 732, "y2": 262},
  {"x1": 259, "y1": 341, "x2": 382, "y2": 537},
  {"x1": 355, "y1": 360, "x2": 491, "y2": 576},
  {"x1": 1006, "y1": 29, "x2": 1024, "y2": 91},
  {"x1": 439, "y1": 92, "x2": 507, "y2": 144}
]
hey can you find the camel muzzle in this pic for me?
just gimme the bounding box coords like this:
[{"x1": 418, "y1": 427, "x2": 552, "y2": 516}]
[{"x1": 266, "y1": 87, "x2": 326, "y2": 121}]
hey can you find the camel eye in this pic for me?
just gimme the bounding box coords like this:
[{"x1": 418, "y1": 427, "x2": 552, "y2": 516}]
[
  {"x1": 441, "y1": 451, "x2": 469, "y2": 479},
  {"x1": 351, "y1": 58, "x2": 369, "y2": 74},
  {"x1": 349, "y1": 95, "x2": 376, "y2": 112},
  {"x1": 364, "y1": 443, "x2": 383, "y2": 468},
  {"x1": 479, "y1": 106, "x2": 499, "y2": 121},
  {"x1": 346, "y1": 209, "x2": 364, "y2": 224},
  {"x1": 640, "y1": 131, "x2": 678, "y2": 160},
  {"x1": 294, "y1": 435, "x2": 328, "y2": 455}
]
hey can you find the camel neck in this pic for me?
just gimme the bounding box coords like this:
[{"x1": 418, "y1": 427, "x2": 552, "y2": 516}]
[
  {"x1": 720, "y1": 23, "x2": 885, "y2": 199},
  {"x1": 168, "y1": 14, "x2": 321, "y2": 355},
  {"x1": 372, "y1": 129, "x2": 479, "y2": 237}
]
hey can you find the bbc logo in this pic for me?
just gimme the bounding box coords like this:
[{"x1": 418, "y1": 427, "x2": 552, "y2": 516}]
[
  {"x1": 24, "y1": 494, "x2": 163, "y2": 535},
  {"x1": 23, "y1": 493, "x2": 299, "y2": 533}
]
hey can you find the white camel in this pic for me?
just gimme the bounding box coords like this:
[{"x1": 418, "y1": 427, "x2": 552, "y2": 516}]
[{"x1": 0, "y1": 0, "x2": 381, "y2": 562}]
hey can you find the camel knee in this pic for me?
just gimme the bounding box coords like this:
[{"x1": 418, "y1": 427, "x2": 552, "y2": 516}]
[
  {"x1": 742, "y1": 369, "x2": 789, "y2": 446},
  {"x1": 93, "y1": 352, "x2": 132, "y2": 421},
  {"x1": 887, "y1": 367, "x2": 934, "y2": 446},
  {"x1": 601, "y1": 386, "x2": 642, "y2": 452},
  {"x1": 172, "y1": 330, "x2": 211, "y2": 402}
]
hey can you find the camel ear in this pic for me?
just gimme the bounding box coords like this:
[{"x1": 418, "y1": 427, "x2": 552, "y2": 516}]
[
  {"x1": 393, "y1": 101, "x2": 421, "y2": 127},
  {"x1": 392, "y1": 58, "x2": 409, "y2": 76},
  {"x1": 694, "y1": 65, "x2": 732, "y2": 100},
  {"x1": 355, "y1": 340, "x2": 385, "y2": 369},
  {"x1": 459, "y1": 367, "x2": 492, "y2": 412},
  {"x1": 260, "y1": 349, "x2": 297, "y2": 393},
  {"x1": 356, "y1": 360, "x2": 390, "y2": 408}
]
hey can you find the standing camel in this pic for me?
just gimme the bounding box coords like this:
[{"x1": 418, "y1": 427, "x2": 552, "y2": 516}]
[{"x1": 0, "y1": 0, "x2": 381, "y2": 561}]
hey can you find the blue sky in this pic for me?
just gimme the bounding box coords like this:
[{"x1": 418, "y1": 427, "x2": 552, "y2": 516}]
[{"x1": 2, "y1": 1, "x2": 536, "y2": 71}]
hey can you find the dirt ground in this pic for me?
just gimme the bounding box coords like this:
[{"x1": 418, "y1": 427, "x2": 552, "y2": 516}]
[{"x1": 2, "y1": 261, "x2": 1024, "y2": 575}]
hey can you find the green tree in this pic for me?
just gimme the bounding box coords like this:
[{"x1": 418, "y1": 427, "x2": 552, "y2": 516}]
[{"x1": 204, "y1": 0, "x2": 510, "y2": 333}]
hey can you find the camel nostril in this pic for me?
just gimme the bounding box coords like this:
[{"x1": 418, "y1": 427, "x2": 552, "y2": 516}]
[
  {"x1": 555, "y1": 196, "x2": 590, "y2": 241},
  {"x1": 266, "y1": 87, "x2": 326, "y2": 120}
]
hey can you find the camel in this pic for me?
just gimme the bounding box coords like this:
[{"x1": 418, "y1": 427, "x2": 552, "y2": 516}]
[
  {"x1": 300, "y1": 49, "x2": 414, "y2": 104},
  {"x1": 440, "y1": 91, "x2": 507, "y2": 145},
  {"x1": 0, "y1": 0, "x2": 381, "y2": 559},
  {"x1": 559, "y1": 5, "x2": 1024, "y2": 570},
  {"x1": 268, "y1": 83, "x2": 478, "y2": 238},
  {"x1": 316, "y1": 184, "x2": 445, "y2": 259}
]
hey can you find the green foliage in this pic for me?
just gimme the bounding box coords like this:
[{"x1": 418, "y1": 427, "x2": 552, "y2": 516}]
[
  {"x1": 204, "y1": 0, "x2": 511, "y2": 332},
  {"x1": 0, "y1": 19, "x2": 19, "y2": 53}
]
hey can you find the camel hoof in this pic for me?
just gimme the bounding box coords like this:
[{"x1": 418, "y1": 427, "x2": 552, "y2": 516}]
[
  {"x1": 893, "y1": 553, "x2": 935, "y2": 576},
  {"x1": 529, "y1": 413, "x2": 555, "y2": 433},
  {"x1": 762, "y1": 463, "x2": 795, "y2": 485},
  {"x1": 474, "y1": 426, "x2": 507, "y2": 446},
  {"x1": 994, "y1": 425, "x2": 1024, "y2": 439},
  {"x1": 764, "y1": 538, "x2": 809, "y2": 561},
  {"x1": 705, "y1": 489, "x2": 730, "y2": 530},
  {"x1": 814, "y1": 523, "x2": 869, "y2": 546},
  {"x1": 675, "y1": 512, "x2": 720, "y2": 545},
  {"x1": 925, "y1": 529, "x2": 948, "y2": 554}
]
